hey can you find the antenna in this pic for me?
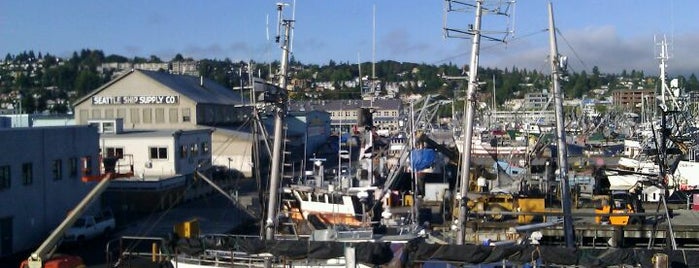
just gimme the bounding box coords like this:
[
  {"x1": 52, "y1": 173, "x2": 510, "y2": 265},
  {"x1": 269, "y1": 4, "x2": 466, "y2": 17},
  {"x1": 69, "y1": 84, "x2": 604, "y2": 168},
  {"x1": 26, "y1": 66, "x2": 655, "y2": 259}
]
[
  {"x1": 372, "y1": 4, "x2": 376, "y2": 80},
  {"x1": 290, "y1": 0, "x2": 296, "y2": 53},
  {"x1": 266, "y1": 14, "x2": 270, "y2": 41},
  {"x1": 275, "y1": 2, "x2": 288, "y2": 43}
]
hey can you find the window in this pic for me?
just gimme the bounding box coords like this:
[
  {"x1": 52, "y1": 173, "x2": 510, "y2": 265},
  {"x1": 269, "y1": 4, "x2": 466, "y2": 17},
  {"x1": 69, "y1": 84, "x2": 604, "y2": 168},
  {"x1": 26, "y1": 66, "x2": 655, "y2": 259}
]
[
  {"x1": 52, "y1": 159, "x2": 62, "y2": 180},
  {"x1": 104, "y1": 109, "x2": 114, "y2": 118},
  {"x1": 179, "y1": 145, "x2": 187, "y2": 159},
  {"x1": 0, "y1": 165, "x2": 10, "y2": 190},
  {"x1": 91, "y1": 109, "x2": 101, "y2": 119},
  {"x1": 69, "y1": 157, "x2": 78, "y2": 177},
  {"x1": 83, "y1": 156, "x2": 92, "y2": 175},
  {"x1": 201, "y1": 142, "x2": 210, "y2": 154},
  {"x1": 190, "y1": 144, "x2": 199, "y2": 156},
  {"x1": 169, "y1": 108, "x2": 179, "y2": 123},
  {"x1": 79, "y1": 109, "x2": 89, "y2": 124},
  {"x1": 130, "y1": 108, "x2": 140, "y2": 124},
  {"x1": 105, "y1": 147, "x2": 124, "y2": 158},
  {"x1": 149, "y1": 147, "x2": 168, "y2": 160},
  {"x1": 102, "y1": 122, "x2": 114, "y2": 133},
  {"x1": 182, "y1": 108, "x2": 191, "y2": 122},
  {"x1": 22, "y1": 163, "x2": 33, "y2": 185},
  {"x1": 117, "y1": 108, "x2": 126, "y2": 119},
  {"x1": 143, "y1": 108, "x2": 153, "y2": 123},
  {"x1": 155, "y1": 108, "x2": 165, "y2": 123}
]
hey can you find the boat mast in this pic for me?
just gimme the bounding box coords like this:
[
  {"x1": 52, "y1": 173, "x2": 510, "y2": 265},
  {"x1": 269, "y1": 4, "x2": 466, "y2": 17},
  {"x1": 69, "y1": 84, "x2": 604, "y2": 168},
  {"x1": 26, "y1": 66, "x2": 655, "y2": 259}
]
[
  {"x1": 456, "y1": 0, "x2": 483, "y2": 245},
  {"x1": 265, "y1": 2, "x2": 293, "y2": 241},
  {"x1": 547, "y1": 2, "x2": 575, "y2": 248}
]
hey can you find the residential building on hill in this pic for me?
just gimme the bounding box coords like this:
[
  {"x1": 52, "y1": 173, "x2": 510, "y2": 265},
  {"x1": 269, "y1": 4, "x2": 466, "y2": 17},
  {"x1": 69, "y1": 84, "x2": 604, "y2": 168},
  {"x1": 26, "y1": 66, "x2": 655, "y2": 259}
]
[
  {"x1": 288, "y1": 98, "x2": 403, "y2": 136},
  {"x1": 611, "y1": 88, "x2": 655, "y2": 112}
]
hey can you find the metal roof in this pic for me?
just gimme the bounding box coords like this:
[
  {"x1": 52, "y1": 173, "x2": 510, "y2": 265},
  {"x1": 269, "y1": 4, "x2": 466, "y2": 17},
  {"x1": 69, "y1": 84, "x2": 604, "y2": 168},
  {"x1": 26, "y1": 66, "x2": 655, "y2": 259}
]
[
  {"x1": 74, "y1": 69, "x2": 247, "y2": 106},
  {"x1": 139, "y1": 70, "x2": 246, "y2": 105}
]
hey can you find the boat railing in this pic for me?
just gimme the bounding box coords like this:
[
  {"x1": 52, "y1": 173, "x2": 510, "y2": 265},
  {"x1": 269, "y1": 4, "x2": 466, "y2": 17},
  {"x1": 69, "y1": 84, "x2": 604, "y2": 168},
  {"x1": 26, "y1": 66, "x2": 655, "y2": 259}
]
[
  {"x1": 173, "y1": 249, "x2": 275, "y2": 268},
  {"x1": 335, "y1": 229, "x2": 373, "y2": 240},
  {"x1": 106, "y1": 235, "x2": 168, "y2": 267},
  {"x1": 107, "y1": 234, "x2": 279, "y2": 267}
]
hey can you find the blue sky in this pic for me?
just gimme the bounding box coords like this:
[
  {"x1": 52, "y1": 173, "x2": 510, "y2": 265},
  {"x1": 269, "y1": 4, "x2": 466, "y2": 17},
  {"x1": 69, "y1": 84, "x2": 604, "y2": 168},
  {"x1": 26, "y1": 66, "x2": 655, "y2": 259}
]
[{"x1": 2, "y1": 0, "x2": 697, "y2": 75}]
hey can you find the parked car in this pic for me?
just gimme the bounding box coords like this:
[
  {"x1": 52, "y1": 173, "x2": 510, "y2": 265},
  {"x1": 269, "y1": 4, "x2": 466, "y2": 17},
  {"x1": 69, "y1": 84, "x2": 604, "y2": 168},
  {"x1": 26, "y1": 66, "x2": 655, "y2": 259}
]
[{"x1": 63, "y1": 210, "x2": 116, "y2": 243}]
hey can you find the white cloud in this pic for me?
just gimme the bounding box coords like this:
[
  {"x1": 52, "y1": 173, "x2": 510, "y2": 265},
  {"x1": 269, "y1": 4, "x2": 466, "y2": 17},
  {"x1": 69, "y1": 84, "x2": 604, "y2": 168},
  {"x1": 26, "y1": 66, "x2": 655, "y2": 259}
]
[{"x1": 479, "y1": 25, "x2": 699, "y2": 76}]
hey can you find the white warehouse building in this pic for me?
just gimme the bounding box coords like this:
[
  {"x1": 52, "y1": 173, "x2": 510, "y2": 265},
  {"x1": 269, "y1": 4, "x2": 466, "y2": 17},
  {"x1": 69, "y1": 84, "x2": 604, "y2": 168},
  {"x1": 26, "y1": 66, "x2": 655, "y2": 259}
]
[{"x1": 73, "y1": 69, "x2": 255, "y2": 177}]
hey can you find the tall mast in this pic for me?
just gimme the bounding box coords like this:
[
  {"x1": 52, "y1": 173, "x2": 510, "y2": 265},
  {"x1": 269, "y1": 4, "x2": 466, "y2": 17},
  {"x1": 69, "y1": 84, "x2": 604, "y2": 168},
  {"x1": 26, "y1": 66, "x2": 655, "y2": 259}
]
[
  {"x1": 444, "y1": 0, "x2": 513, "y2": 245},
  {"x1": 657, "y1": 36, "x2": 680, "y2": 110},
  {"x1": 456, "y1": 0, "x2": 483, "y2": 245},
  {"x1": 659, "y1": 36, "x2": 668, "y2": 109},
  {"x1": 372, "y1": 4, "x2": 376, "y2": 80},
  {"x1": 358, "y1": 52, "x2": 362, "y2": 86},
  {"x1": 547, "y1": 1, "x2": 575, "y2": 249},
  {"x1": 265, "y1": 2, "x2": 293, "y2": 240}
]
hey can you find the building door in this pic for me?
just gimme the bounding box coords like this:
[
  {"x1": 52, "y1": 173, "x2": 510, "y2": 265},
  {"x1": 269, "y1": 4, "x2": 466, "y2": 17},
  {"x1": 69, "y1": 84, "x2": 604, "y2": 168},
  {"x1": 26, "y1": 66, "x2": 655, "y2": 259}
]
[{"x1": 0, "y1": 217, "x2": 12, "y2": 256}]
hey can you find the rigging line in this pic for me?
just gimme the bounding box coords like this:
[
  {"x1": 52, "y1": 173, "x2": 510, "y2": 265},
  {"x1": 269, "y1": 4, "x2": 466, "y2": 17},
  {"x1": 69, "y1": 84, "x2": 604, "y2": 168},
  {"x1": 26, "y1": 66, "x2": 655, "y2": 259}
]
[
  {"x1": 121, "y1": 179, "x2": 198, "y2": 254},
  {"x1": 209, "y1": 116, "x2": 254, "y2": 164},
  {"x1": 434, "y1": 29, "x2": 547, "y2": 65},
  {"x1": 555, "y1": 28, "x2": 588, "y2": 71}
]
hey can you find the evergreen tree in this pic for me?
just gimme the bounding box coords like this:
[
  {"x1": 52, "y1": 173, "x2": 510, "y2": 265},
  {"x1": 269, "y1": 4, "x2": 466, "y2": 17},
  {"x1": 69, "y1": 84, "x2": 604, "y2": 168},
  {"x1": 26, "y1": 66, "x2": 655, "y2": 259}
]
[{"x1": 687, "y1": 74, "x2": 699, "y2": 92}]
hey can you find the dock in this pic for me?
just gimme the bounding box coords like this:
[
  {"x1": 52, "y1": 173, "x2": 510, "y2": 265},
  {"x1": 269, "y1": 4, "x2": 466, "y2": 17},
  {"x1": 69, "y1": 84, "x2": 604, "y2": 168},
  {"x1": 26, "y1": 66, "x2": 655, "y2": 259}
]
[
  {"x1": 114, "y1": 178, "x2": 261, "y2": 238},
  {"x1": 449, "y1": 207, "x2": 699, "y2": 248}
]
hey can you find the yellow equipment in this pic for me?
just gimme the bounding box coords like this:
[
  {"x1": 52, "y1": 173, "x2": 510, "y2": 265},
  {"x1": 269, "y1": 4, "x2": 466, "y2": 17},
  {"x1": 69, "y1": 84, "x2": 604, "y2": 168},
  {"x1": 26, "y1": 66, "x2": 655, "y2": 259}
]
[
  {"x1": 455, "y1": 193, "x2": 545, "y2": 223},
  {"x1": 174, "y1": 219, "x2": 200, "y2": 238},
  {"x1": 595, "y1": 191, "x2": 644, "y2": 226}
]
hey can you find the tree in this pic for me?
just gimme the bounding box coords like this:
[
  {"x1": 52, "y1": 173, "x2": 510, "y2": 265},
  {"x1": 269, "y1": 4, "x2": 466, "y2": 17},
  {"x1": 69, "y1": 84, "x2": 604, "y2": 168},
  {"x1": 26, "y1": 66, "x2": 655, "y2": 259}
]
[
  {"x1": 20, "y1": 93, "x2": 36, "y2": 114},
  {"x1": 149, "y1": 55, "x2": 162, "y2": 63},
  {"x1": 172, "y1": 54, "x2": 185, "y2": 62},
  {"x1": 74, "y1": 70, "x2": 101, "y2": 96},
  {"x1": 105, "y1": 54, "x2": 129, "y2": 63},
  {"x1": 133, "y1": 56, "x2": 148, "y2": 63},
  {"x1": 15, "y1": 73, "x2": 32, "y2": 89},
  {"x1": 687, "y1": 73, "x2": 699, "y2": 92}
]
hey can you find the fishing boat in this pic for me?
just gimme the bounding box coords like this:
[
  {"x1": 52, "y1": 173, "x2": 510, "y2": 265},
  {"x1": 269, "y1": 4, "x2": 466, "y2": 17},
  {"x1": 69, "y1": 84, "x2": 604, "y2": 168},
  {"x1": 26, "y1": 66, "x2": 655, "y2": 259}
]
[{"x1": 106, "y1": 2, "x2": 699, "y2": 267}]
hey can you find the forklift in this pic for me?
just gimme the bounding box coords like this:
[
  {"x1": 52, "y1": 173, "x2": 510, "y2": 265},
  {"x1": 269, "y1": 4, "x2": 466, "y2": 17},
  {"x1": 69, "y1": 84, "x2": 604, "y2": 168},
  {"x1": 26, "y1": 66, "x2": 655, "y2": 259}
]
[{"x1": 595, "y1": 189, "x2": 645, "y2": 226}]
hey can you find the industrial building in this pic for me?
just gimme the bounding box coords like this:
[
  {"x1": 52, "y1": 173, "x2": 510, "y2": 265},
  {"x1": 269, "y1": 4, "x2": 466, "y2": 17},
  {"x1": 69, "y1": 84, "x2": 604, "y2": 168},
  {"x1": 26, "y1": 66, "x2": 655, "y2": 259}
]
[
  {"x1": 0, "y1": 126, "x2": 100, "y2": 257},
  {"x1": 87, "y1": 119, "x2": 220, "y2": 214},
  {"x1": 72, "y1": 69, "x2": 256, "y2": 177}
]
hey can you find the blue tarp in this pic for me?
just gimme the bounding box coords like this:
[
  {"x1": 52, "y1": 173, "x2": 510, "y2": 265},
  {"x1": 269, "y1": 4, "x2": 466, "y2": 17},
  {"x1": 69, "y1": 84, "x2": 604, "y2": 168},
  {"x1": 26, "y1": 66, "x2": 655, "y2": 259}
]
[{"x1": 411, "y1": 149, "x2": 436, "y2": 171}]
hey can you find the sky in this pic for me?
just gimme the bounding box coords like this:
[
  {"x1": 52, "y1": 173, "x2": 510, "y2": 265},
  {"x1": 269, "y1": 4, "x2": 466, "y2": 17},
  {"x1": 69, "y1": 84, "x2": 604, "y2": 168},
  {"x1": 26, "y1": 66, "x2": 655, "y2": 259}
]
[{"x1": 1, "y1": 0, "x2": 698, "y2": 76}]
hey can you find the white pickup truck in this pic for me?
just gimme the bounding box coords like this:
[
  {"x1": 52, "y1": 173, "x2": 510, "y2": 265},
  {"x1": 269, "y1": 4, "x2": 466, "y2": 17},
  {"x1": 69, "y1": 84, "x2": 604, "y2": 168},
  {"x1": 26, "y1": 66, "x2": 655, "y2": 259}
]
[{"x1": 63, "y1": 210, "x2": 116, "y2": 243}]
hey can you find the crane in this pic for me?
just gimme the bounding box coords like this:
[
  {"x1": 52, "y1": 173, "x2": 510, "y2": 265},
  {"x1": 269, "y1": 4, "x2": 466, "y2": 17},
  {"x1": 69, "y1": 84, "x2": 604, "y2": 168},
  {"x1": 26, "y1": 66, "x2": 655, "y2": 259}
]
[{"x1": 22, "y1": 155, "x2": 133, "y2": 268}]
